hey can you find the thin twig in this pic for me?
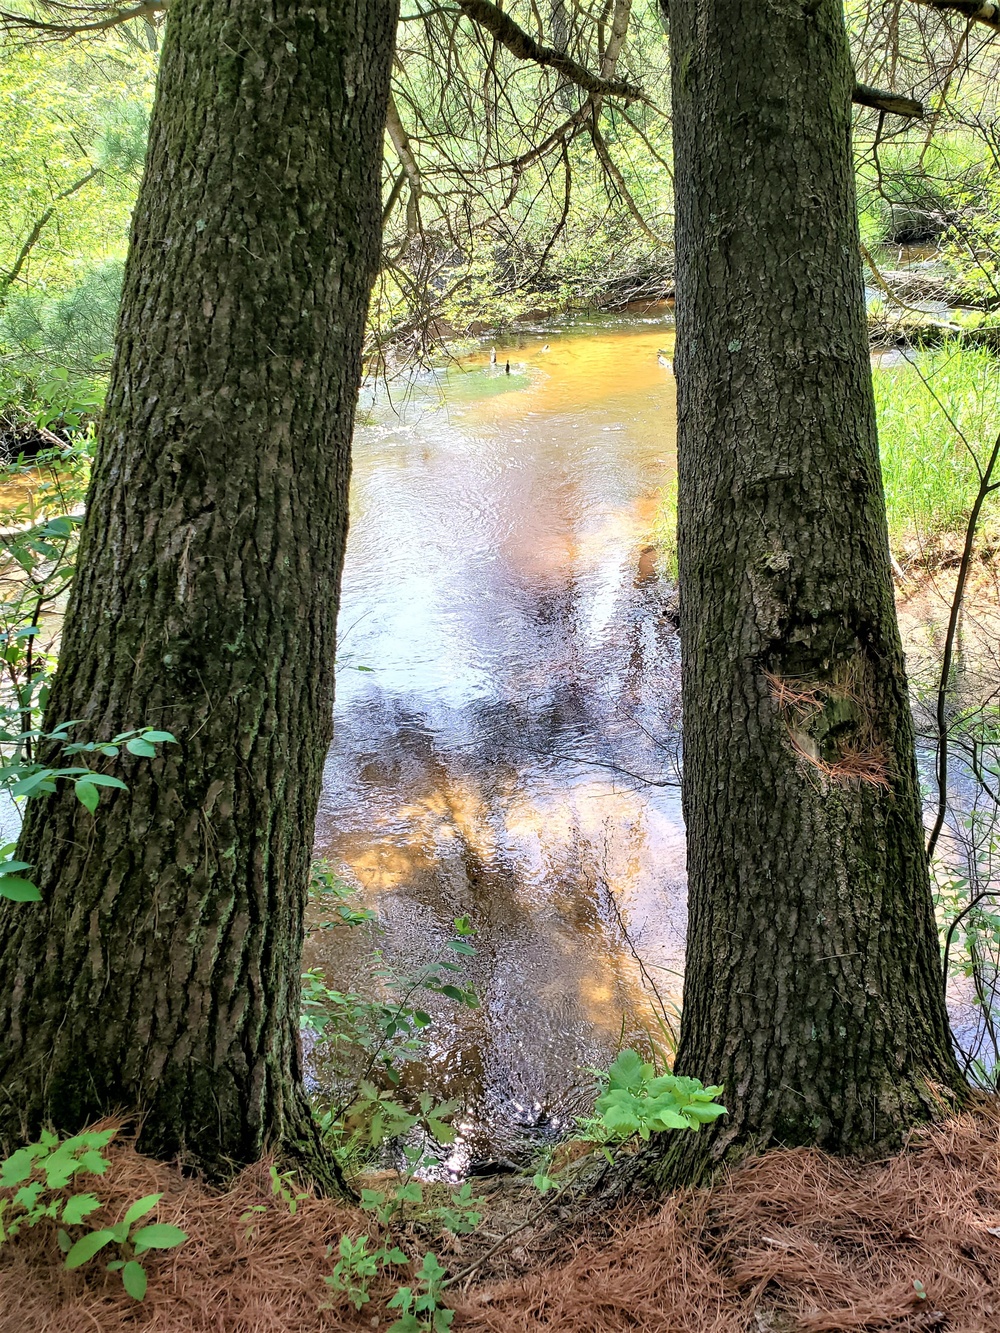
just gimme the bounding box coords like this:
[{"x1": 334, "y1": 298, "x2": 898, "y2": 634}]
[{"x1": 926, "y1": 430, "x2": 1000, "y2": 865}]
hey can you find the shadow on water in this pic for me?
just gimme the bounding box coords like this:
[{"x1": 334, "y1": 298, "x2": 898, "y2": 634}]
[{"x1": 306, "y1": 314, "x2": 685, "y2": 1162}]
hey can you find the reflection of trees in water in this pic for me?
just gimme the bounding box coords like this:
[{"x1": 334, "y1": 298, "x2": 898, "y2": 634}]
[
  {"x1": 312, "y1": 696, "x2": 671, "y2": 1159},
  {"x1": 313, "y1": 534, "x2": 687, "y2": 1154}
]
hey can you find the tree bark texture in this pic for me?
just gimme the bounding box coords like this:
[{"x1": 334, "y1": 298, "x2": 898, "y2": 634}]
[
  {"x1": 0, "y1": 0, "x2": 398, "y2": 1181},
  {"x1": 664, "y1": 0, "x2": 963, "y2": 1170}
]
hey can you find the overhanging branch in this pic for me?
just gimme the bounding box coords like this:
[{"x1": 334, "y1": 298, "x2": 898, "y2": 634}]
[
  {"x1": 911, "y1": 0, "x2": 1000, "y2": 31},
  {"x1": 852, "y1": 83, "x2": 924, "y2": 118},
  {"x1": 0, "y1": 0, "x2": 166, "y2": 38},
  {"x1": 455, "y1": 0, "x2": 643, "y2": 101}
]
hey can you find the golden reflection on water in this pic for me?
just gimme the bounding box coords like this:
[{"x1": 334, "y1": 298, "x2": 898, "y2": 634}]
[{"x1": 310, "y1": 316, "x2": 685, "y2": 1163}]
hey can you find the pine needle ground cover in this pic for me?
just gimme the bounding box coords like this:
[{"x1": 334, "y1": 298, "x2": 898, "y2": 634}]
[{"x1": 4, "y1": 1107, "x2": 1000, "y2": 1333}]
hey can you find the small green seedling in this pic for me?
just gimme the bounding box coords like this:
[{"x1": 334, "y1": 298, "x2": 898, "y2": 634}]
[{"x1": 0, "y1": 1129, "x2": 187, "y2": 1301}]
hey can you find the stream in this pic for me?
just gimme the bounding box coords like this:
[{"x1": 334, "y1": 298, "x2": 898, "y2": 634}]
[{"x1": 305, "y1": 313, "x2": 685, "y2": 1169}]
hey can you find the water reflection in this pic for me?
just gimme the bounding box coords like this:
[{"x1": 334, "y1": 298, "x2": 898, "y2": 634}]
[{"x1": 306, "y1": 316, "x2": 685, "y2": 1160}]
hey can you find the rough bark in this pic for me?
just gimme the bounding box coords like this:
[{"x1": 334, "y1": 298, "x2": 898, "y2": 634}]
[
  {"x1": 0, "y1": 0, "x2": 397, "y2": 1185},
  {"x1": 660, "y1": 0, "x2": 963, "y2": 1179}
]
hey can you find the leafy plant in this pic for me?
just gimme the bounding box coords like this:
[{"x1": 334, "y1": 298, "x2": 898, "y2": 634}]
[
  {"x1": 308, "y1": 859, "x2": 376, "y2": 929},
  {"x1": 0, "y1": 724, "x2": 176, "y2": 900},
  {"x1": 326, "y1": 1137, "x2": 479, "y2": 1319},
  {"x1": 588, "y1": 1049, "x2": 726, "y2": 1143},
  {"x1": 0, "y1": 1129, "x2": 187, "y2": 1301},
  {"x1": 386, "y1": 1251, "x2": 454, "y2": 1333},
  {"x1": 0, "y1": 443, "x2": 176, "y2": 899},
  {"x1": 326, "y1": 1232, "x2": 408, "y2": 1310},
  {"x1": 305, "y1": 903, "x2": 478, "y2": 1159},
  {"x1": 238, "y1": 1163, "x2": 312, "y2": 1239}
]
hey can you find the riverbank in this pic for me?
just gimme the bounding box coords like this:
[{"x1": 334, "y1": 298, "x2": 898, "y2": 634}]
[{"x1": 4, "y1": 1105, "x2": 998, "y2": 1331}]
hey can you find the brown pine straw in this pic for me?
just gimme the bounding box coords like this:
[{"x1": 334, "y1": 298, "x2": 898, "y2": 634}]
[
  {"x1": 4, "y1": 1108, "x2": 1000, "y2": 1332},
  {"x1": 456, "y1": 1108, "x2": 1000, "y2": 1333}
]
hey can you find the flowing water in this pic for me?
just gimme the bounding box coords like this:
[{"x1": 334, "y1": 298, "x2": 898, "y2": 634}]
[{"x1": 305, "y1": 313, "x2": 684, "y2": 1168}]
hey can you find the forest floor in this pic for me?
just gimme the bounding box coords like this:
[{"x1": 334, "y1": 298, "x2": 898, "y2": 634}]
[{"x1": 4, "y1": 1104, "x2": 1000, "y2": 1333}]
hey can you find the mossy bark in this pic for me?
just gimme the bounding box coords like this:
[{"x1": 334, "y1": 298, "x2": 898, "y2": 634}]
[
  {"x1": 659, "y1": 0, "x2": 963, "y2": 1180},
  {"x1": 0, "y1": 0, "x2": 397, "y2": 1184}
]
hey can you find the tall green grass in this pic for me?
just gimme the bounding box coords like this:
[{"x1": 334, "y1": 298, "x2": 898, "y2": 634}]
[
  {"x1": 875, "y1": 343, "x2": 1000, "y2": 555},
  {"x1": 651, "y1": 344, "x2": 1000, "y2": 573},
  {"x1": 651, "y1": 475, "x2": 678, "y2": 582}
]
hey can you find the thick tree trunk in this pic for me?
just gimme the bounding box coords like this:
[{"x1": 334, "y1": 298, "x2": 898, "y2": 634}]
[
  {"x1": 0, "y1": 0, "x2": 397, "y2": 1183},
  {"x1": 660, "y1": 0, "x2": 963, "y2": 1176}
]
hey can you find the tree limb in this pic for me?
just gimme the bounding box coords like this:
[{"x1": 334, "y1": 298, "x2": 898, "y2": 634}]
[
  {"x1": 910, "y1": 0, "x2": 1000, "y2": 31},
  {"x1": 0, "y1": 165, "x2": 102, "y2": 303},
  {"x1": 852, "y1": 83, "x2": 924, "y2": 117},
  {"x1": 0, "y1": 0, "x2": 165, "y2": 39},
  {"x1": 385, "y1": 94, "x2": 423, "y2": 237},
  {"x1": 455, "y1": 0, "x2": 642, "y2": 101},
  {"x1": 589, "y1": 113, "x2": 664, "y2": 245}
]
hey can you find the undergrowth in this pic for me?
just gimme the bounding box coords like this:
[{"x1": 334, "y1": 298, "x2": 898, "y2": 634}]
[
  {"x1": 651, "y1": 342, "x2": 1000, "y2": 573},
  {"x1": 875, "y1": 342, "x2": 1000, "y2": 559}
]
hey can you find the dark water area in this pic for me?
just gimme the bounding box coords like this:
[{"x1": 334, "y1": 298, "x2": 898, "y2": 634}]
[{"x1": 305, "y1": 314, "x2": 684, "y2": 1168}]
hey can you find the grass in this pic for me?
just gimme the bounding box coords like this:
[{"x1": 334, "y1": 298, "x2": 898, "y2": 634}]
[
  {"x1": 650, "y1": 475, "x2": 678, "y2": 583},
  {"x1": 652, "y1": 343, "x2": 1000, "y2": 574},
  {"x1": 875, "y1": 342, "x2": 1000, "y2": 559}
]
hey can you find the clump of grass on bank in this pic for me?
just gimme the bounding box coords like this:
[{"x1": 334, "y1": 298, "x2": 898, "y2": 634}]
[
  {"x1": 651, "y1": 344, "x2": 1000, "y2": 575},
  {"x1": 650, "y1": 475, "x2": 678, "y2": 583},
  {"x1": 875, "y1": 342, "x2": 1000, "y2": 560}
]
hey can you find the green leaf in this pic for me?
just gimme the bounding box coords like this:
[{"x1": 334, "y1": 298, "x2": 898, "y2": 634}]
[
  {"x1": 83, "y1": 774, "x2": 129, "y2": 790},
  {"x1": 125, "y1": 737, "x2": 157, "y2": 758},
  {"x1": 123, "y1": 1193, "x2": 162, "y2": 1227},
  {"x1": 74, "y1": 781, "x2": 99, "y2": 814},
  {"x1": 131, "y1": 1222, "x2": 187, "y2": 1254},
  {"x1": 42, "y1": 516, "x2": 76, "y2": 536},
  {"x1": 64, "y1": 1228, "x2": 115, "y2": 1268},
  {"x1": 14, "y1": 1181, "x2": 43, "y2": 1211},
  {"x1": 606, "y1": 1049, "x2": 646, "y2": 1090},
  {"x1": 11, "y1": 771, "x2": 54, "y2": 798},
  {"x1": 682, "y1": 1103, "x2": 728, "y2": 1123},
  {"x1": 0, "y1": 1146, "x2": 42, "y2": 1186},
  {"x1": 140, "y1": 731, "x2": 176, "y2": 744},
  {"x1": 122, "y1": 1260, "x2": 148, "y2": 1300},
  {"x1": 0, "y1": 877, "x2": 41, "y2": 902},
  {"x1": 427, "y1": 1119, "x2": 457, "y2": 1145},
  {"x1": 62, "y1": 1193, "x2": 102, "y2": 1224}
]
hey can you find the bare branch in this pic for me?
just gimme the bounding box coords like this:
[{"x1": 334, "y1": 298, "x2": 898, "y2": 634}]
[
  {"x1": 455, "y1": 0, "x2": 642, "y2": 101},
  {"x1": 0, "y1": 0, "x2": 166, "y2": 39},
  {"x1": 589, "y1": 113, "x2": 664, "y2": 245},
  {"x1": 385, "y1": 94, "x2": 423, "y2": 237},
  {"x1": 0, "y1": 165, "x2": 102, "y2": 302},
  {"x1": 852, "y1": 82, "x2": 924, "y2": 117}
]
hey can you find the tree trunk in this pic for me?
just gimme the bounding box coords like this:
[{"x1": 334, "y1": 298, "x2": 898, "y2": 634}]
[
  {"x1": 661, "y1": 0, "x2": 963, "y2": 1175},
  {"x1": 0, "y1": 0, "x2": 398, "y2": 1184}
]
